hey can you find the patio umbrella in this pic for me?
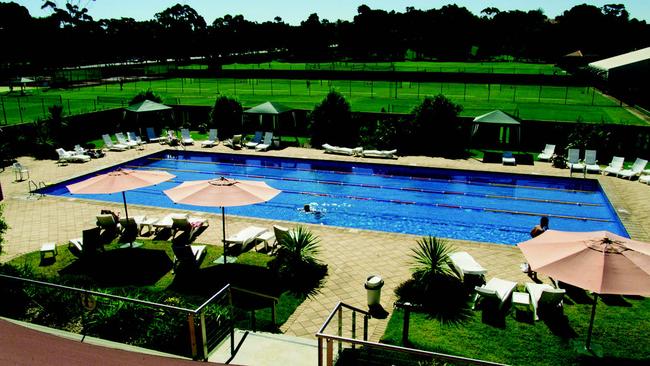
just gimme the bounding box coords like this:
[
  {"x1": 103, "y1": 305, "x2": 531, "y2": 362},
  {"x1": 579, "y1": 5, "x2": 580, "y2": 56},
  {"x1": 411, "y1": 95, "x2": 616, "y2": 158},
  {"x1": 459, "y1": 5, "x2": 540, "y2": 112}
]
[
  {"x1": 518, "y1": 230, "x2": 650, "y2": 350},
  {"x1": 67, "y1": 169, "x2": 176, "y2": 248},
  {"x1": 163, "y1": 176, "x2": 281, "y2": 264}
]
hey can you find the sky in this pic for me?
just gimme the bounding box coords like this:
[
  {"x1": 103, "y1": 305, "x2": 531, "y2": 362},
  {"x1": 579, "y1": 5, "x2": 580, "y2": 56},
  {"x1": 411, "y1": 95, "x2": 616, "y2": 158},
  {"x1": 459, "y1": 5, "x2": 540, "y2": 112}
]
[{"x1": 13, "y1": 0, "x2": 650, "y2": 24}]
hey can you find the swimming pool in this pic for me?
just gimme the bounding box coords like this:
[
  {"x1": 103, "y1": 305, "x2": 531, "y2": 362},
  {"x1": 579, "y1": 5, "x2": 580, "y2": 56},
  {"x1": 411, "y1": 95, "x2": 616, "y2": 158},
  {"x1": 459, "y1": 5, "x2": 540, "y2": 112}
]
[{"x1": 41, "y1": 150, "x2": 628, "y2": 245}]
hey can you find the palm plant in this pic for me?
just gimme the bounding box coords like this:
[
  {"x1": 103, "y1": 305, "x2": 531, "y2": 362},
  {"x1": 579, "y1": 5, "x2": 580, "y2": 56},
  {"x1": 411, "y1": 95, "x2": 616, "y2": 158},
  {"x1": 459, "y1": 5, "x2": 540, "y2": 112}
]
[
  {"x1": 273, "y1": 226, "x2": 326, "y2": 292},
  {"x1": 411, "y1": 235, "x2": 456, "y2": 288}
]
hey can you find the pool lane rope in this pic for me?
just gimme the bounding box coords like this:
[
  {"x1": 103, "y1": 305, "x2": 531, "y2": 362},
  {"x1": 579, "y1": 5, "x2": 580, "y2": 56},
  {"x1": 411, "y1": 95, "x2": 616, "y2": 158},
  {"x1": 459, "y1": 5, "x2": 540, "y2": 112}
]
[{"x1": 132, "y1": 163, "x2": 603, "y2": 208}]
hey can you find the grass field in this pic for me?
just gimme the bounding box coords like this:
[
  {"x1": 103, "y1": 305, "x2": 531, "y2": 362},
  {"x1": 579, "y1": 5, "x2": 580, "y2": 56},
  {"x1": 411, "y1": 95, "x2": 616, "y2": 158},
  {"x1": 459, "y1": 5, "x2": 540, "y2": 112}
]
[
  {"x1": 382, "y1": 296, "x2": 650, "y2": 365},
  {"x1": 1, "y1": 77, "x2": 644, "y2": 126},
  {"x1": 214, "y1": 61, "x2": 566, "y2": 75}
]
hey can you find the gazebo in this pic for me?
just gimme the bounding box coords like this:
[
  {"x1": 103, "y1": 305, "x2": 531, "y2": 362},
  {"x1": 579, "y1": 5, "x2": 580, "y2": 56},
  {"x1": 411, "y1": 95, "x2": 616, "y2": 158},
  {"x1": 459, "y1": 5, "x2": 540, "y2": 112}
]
[
  {"x1": 243, "y1": 102, "x2": 295, "y2": 141},
  {"x1": 124, "y1": 100, "x2": 173, "y2": 135},
  {"x1": 470, "y1": 110, "x2": 521, "y2": 145}
]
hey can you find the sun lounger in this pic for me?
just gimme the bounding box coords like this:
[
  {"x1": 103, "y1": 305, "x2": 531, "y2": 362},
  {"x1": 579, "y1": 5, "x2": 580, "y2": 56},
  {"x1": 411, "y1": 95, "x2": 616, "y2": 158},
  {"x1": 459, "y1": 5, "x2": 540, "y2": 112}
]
[
  {"x1": 617, "y1": 158, "x2": 647, "y2": 180},
  {"x1": 322, "y1": 143, "x2": 362, "y2": 156},
  {"x1": 181, "y1": 129, "x2": 194, "y2": 145},
  {"x1": 255, "y1": 132, "x2": 274, "y2": 151},
  {"x1": 538, "y1": 144, "x2": 555, "y2": 161},
  {"x1": 584, "y1": 150, "x2": 600, "y2": 173},
  {"x1": 474, "y1": 277, "x2": 517, "y2": 310},
  {"x1": 96, "y1": 214, "x2": 120, "y2": 233},
  {"x1": 171, "y1": 215, "x2": 209, "y2": 239},
  {"x1": 224, "y1": 226, "x2": 269, "y2": 251},
  {"x1": 602, "y1": 156, "x2": 624, "y2": 176},
  {"x1": 200, "y1": 129, "x2": 218, "y2": 147},
  {"x1": 362, "y1": 149, "x2": 398, "y2": 159},
  {"x1": 115, "y1": 132, "x2": 138, "y2": 148},
  {"x1": 449, "y1": 251, "x2": 487, "y2": 281},
  {"x1": 640, "y1": 175, "x2": 650, "y2": 184},
  {"x1": 567, "y1": 149, "x2": 585, "y2": 174},
  {"x1": 68, "y1": 227, "x2": 103, "y2": 257},
  {"x1": 172, "y1": 244, "x2": 206, "y2": 272},
  {"x1": 127, "y1": 132, "x2": 144, "y2": 145},
  {"x1": 56, "y1": 148, "x2": 91, "y2": 164},
  {"x1": 525, "y1": 282, "x2": 566, "y2": 321},
  {"x1": 118, "y1": 215, "x2": 153, "y2": 236},
  {"x1": 146, "y1": 127, "x2": 164, "y2": 143},
  {"x1": 501, "y1": 151, "x2": 516, "y2": 165},
  {"x1": 245, "y1": 131, "x2": 263, "y2": 149},
  {"x1": 102, "y1": 134, "x2": 128, "y2": 151},
  {"x1": 224, "y1": 134, "x2": 242, "y2": 149}
]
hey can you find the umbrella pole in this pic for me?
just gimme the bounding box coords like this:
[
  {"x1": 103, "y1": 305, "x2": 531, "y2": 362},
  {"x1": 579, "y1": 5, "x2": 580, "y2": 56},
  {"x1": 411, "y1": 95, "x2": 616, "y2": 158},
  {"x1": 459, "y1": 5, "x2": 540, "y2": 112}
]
[
  {"x1": 122, "y1": 191, "x2": 129, "y2": 221},
  {"x1": 222, "y1": 207, "x2": 226, "y2": 265},
  {"x1": 586, "y1": 293, "x2": 598, "y2": 350}
]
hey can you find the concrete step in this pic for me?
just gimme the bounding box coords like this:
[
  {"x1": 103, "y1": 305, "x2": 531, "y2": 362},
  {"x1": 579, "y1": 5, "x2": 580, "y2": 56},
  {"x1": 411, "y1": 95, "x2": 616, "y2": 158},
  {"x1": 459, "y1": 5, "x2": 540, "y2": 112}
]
[{"x1": 209, "y1": 330, "x2": 318, "y2": 366}]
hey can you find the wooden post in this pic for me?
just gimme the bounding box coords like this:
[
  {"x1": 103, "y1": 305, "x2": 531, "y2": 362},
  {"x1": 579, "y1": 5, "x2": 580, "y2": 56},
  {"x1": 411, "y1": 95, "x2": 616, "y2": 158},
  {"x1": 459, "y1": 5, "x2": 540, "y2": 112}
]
[
  {"x1": 318, "y1": 337, "x2": 323, "y2": 366},
  {"x1": 200, "y1": 311, "x2": 208, "y2": 360},
  {"x1": 326, "y1": 339, "x2": 334, "y2": 366},
  {"x1": 351, "y1": 311, "x2": 356, "y2": 350},
  {"x1": 187, "y1": 313, "x2": 198, "y2": 359},
  {"x1": 337, "y1": 307, "x2": 343, "y2": 354}
]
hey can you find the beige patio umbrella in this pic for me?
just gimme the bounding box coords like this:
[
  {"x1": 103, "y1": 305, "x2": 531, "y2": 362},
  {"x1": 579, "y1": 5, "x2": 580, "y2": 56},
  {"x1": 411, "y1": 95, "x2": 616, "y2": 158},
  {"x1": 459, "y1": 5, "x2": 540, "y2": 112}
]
[
  {"x1": 67, "y1": 169, "x2": 176, "y2": 248},
  {"x1": 163, "y1": 176, "x2": 281, "y2": 264},
  {"x1": 518, "y1": 230, "x2": 650, "y2": 350}
]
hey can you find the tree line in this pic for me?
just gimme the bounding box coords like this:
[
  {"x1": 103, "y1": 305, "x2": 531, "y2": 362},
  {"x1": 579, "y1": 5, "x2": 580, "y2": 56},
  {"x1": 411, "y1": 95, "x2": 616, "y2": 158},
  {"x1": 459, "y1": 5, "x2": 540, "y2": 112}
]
[{"x1": 0, "y1": 2, "x2": 648, "y2": 71}]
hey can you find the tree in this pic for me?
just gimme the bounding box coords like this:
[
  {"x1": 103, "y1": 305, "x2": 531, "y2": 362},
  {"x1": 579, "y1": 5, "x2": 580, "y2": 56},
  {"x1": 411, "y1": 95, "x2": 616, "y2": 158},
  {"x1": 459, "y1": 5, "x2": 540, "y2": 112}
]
[
  {"x1": 209, "y1": 95, "x2": 242, "y2": 140},
  {"x1": 309, "y1": 91, "x2": 356, "y2": 147},
  {"x1": 408, "y1": 94, "x2": 464, "y2": 156},
  {"x1": 129, "y1": 89, "x2": 163, "y2": 105}
]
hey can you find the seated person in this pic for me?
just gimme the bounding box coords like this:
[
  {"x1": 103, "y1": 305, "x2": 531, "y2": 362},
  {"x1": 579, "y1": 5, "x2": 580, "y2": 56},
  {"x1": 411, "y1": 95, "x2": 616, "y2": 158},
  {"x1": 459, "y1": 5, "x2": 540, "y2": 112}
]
[
  {"x1": 167, "y1": 130, "x2": 179, "y2": 146},
  {"x1": 100, "y1": 209, "x2": 120, "y2": 222}
]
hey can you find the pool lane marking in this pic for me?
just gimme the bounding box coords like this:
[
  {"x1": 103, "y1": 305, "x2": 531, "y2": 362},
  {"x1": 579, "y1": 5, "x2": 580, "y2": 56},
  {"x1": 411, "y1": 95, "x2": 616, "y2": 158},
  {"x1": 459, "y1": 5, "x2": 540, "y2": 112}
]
[
  {"x1": 128, "y1": 164, "x2": 603, "y2": 207},
  {"x1": 146, "y1": 157, "x2": 596, "y2": 194},
  {"x1": 285, "y1": 189, "x2": 612, "y2": 223}
]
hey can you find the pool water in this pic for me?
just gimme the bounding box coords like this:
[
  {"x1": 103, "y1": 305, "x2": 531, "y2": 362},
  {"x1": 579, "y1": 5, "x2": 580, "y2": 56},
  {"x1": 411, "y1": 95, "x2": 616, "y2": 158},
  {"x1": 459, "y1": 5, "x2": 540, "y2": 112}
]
[{"x1": 41, "y1": 150, "x2": 628, "y2": 245}]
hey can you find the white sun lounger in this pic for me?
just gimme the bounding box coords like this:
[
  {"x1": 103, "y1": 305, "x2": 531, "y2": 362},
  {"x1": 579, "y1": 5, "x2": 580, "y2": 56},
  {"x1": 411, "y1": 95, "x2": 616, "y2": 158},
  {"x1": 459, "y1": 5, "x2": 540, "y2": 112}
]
[
  {"x1": 255, "y1": 132, "x2": 274, "y2": 151},
  {"x1": 102, "y1": 134, "x2": 128, "y2": 151},
  {"x1": 181, "y1": 129, "x2": 194, "y2": 145},
  {"x1": 449, "y1": 251, "x2": 487, "y2": 281},
  {"x1": 538, "y1": 144, "x2": 555, "y2": 161},
  {"x1": 146, "y1": 127, "x2": 164, "y2": 143},
  {"x1": 584, "y1": 150, "x2": 600, "y2": 173},
  {"x1": 245, "y1": 131, "x2": 264, "y2": 148},
  {"x1": 567, "y1": 149, "x2": 585, "y2": 174},
  {"x1": 362, "y1": 149, "x2": 398, "y2": 159},
  {"x1": 602, "y1": 156, "x2": 624, "y2": 176},
  {"x1": 525, "y1": 282, "x2": 566, "y2": 321},
  {"x1": 200, "y1": 129, "x2": 219, "y2": 147},
  {"x1": 224, "y1": 226, "x2": 269, "y2": 250},
  {"x1": 474, "y1": 277, "x2": 517, "y2": 310},
  {"x1": 617, "y1": 158, "x2": 647, "y2": 180},
  {"x1": 56, "y1": 148, "x2": 91, "y2": 164},
  {"x1": 153, "y1": 213, "x2": 206, "y2": 233},
  {"x1": 115, "y1": 132, "x2": 138, "y2": 148},
  {"x1": 322, "y1": 143, "x2": 362, "y2": 156}
]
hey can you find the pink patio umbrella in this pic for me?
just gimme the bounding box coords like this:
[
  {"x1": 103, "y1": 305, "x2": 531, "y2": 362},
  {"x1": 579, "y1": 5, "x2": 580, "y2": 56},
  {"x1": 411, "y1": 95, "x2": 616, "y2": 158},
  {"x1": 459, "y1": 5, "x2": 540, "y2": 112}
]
[
  {"x1": 518, "y1": 230, "x2": 650, "y2": 350},
  {"x1": 67, "y1": 169, "x2": 176, "y2": 247},
  {"x1": 163, "y1": 176, "x2": 281, "y2": 264}
]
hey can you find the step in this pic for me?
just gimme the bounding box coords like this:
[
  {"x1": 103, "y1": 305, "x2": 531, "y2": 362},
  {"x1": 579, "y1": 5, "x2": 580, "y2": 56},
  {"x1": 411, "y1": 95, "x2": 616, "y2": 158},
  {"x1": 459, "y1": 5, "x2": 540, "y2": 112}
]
[{"x1": 209, "y1": 330, "x2": 318, "y2": 366}]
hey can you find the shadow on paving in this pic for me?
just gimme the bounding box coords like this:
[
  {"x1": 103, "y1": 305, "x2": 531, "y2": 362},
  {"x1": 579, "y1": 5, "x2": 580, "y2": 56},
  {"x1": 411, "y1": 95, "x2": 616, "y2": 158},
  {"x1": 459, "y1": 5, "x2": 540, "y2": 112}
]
[{"x1": 59, "y1": 248, "x2": 173, "y2": 287}]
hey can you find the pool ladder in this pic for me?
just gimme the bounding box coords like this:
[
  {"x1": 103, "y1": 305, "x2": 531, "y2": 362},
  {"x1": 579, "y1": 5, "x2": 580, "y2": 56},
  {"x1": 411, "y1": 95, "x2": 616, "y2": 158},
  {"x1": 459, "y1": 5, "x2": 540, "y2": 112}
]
[{"x1": 28, "y1": 180, "x2": 46, "y2": 198}]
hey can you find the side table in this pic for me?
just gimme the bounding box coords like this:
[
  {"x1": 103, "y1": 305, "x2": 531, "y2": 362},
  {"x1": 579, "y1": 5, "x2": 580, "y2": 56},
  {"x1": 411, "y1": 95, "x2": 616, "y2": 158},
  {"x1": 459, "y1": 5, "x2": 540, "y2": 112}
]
[
  {"x1": 40, "y1": 242, "x2": 58, "y2": 260},
  {"x1": 512, "y1": 291, "x2": 531, "y2": 321}
]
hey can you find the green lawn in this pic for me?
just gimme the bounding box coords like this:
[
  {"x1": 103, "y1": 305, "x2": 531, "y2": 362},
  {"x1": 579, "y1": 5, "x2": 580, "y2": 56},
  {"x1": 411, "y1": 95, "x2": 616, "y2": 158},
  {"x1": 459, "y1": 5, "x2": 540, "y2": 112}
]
[
  {"x1": 5, "y1": 237, "x2": 304, "y2": 332},
  {"x1": 1, "y1": 78, "x2": 643, "y2": 126},
  {"x1": 381, "y1": 294, "x2": 650, "y2": 365},
  {"x1": 218, "y1": 61, "x2": 565, "y2": 75}
]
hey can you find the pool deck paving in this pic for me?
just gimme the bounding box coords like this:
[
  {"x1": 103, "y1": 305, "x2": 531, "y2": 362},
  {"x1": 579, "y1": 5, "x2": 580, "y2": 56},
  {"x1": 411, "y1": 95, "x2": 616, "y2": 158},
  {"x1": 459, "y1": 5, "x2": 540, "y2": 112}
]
[{"x1": 2, "y1": 143, "x2": 650, "y2": 352}]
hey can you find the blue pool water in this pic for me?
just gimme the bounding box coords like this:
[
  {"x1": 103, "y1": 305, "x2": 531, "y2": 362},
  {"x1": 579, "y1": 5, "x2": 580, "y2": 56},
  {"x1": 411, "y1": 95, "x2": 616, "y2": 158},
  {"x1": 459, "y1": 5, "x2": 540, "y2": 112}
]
[{"x1": 40, "y1": 150, "x2": 628, "y2": 245}]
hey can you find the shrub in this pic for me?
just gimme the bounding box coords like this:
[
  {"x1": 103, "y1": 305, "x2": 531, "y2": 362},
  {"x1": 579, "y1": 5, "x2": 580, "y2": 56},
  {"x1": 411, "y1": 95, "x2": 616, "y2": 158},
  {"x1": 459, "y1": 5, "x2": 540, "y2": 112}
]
[
  {"x1": 129, "y1": 89, "x2": 163, "y2": 105},
  {"x1": 407, "y1": 94, "x2": 465, "y2": 157},
  {"x1": 309, "y1": 91, "x2": 357, "y2": 147},
  {"x1": 209, "y1": 95, "x2": 242, "y2": 140},
  {"x1": 271, "y1": 226, "x2": 327, "y2": 293}
]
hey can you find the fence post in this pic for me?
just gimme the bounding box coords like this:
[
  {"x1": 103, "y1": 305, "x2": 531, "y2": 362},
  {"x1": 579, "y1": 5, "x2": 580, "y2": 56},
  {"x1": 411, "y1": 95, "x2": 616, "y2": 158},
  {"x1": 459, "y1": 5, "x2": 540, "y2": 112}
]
[
  {"x1": 363, "y1": 314, "x2": 368, "y2": 341},
  {"x1": 200, "y1": 311, "x2": 208, "y2": 361},
  {"x1": 271, "y1": 301, "x2": 276, "y2": 326},
  {"x1": 188, "y1": 312, "x2": 198, "y2": 360},
  {"x1": 17, "y1": 98, "x2": 23, "y2": 123},
  {"x1": 318, "y1": 337, "x2": 323, "y2": 366},
  {"x1": 326, "y1": 339, "x2": 334, "y2": 366},
  {"x1": 1, "y1": 96, "x2": 7, "y2": 124},
  {"x1": 351, "y1": 311, "x2": 356, "y2": 350},
  {"x1": 402, "y1": 304, "x2": 411, "y2": 345},
  {"x1": 337, "y1": 307, "x2": 343, "y2": 354}
]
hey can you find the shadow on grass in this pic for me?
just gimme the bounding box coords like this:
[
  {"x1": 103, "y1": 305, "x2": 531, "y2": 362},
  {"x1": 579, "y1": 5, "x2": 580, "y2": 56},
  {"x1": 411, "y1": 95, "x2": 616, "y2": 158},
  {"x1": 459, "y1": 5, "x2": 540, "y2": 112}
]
[
  {"x1": 601, "y1": 295, "x2": 633, "y2": 307},
  {"x1": 395, "y1": 277, "x2": 474, "y2": 326},
  {"x1": 59, "y1": 248, "x2": 173, "y2": 287},
  {"x1": 543, "y1": 314, "x2": 578, "y2": 338}
]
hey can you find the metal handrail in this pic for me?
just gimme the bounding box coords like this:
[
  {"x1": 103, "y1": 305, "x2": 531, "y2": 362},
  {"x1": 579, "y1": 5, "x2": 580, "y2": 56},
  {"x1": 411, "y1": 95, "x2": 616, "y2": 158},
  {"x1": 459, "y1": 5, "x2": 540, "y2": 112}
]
[
  {"x1": 316, "y1": 301, "x2": 507, "y2": 366},
  {"x1": 314, "y1": 333, "x2": 507, "y2": 366},
  {"x1": 231, "y1": 286, "x2": 279, "y2": 303},
  {"x1": 317, "y1": 301, "x2": 371, "y2": 334},
  {"x1": 231, "y1": 286, "x2": 279, "y2": 328},
  {"x1": 0, "y1": 274, "x2": 234, "y2": 361}
]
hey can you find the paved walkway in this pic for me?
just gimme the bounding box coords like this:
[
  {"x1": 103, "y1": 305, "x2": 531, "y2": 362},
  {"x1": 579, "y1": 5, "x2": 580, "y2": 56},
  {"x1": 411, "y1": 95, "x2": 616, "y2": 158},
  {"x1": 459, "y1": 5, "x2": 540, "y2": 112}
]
[{"x1": 2, "y1": 143, "x2": 650, "y2": 344}]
